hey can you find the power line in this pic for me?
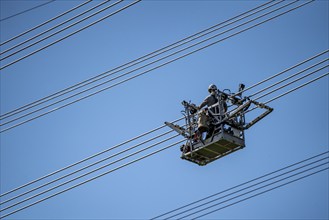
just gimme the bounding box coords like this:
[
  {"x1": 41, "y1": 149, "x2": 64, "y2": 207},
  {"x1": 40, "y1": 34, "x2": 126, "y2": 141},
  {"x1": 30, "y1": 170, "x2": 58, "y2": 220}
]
[
  {"x1": 1, "y1": 68, "x2": 327, "y2": 215},
  {"x1": 4, "y1": 48, "x2": 327, "y2": 129},
  {"x1": 0, "y1": 0, "x2": 281, "y2": 121},
  {"x1": 0, "y1": 0, "x2": 112, "y2": 56},
  {"x1": 254, "y1": 65, "x2": 328, "y2": 101},
  {"x1": 1, "y1": 0, "x2": 122, "y2": 60},
  {"x1": 249, "y1": 58, "x2": 329, "y2": 98},
  {"x1": 0, "y1": 0, "x2": 92, "y2": 46},
  {"x1": 232, "y1": 49, "x2": 329, "y2": 97},
  {"x1": 152, "y1": 151, "x2": 329, "y2": 219},
  {"x1": 1, "y1": 57, "x2": 327, "y2": 217},
  {"x1": 0, "y1": 0, "x2": 142, "y2": 70},
  {"x1": 0, "y1": 0, "x2": 322, "y2": 217},
  {"x1": 4, "y1": 59, "x2": 324, "y2": 200},
  {"x1": 0, "y1": 134, "x2": 180, "y2": 212},
  {"x1": 173, "y1": 158, "x2": 329, "y2": 219},
  {"x1": 0, "y1": 116, "x2": 183, "y2": 198},
  {"x1": 263, "y1": 72, "x2": 329, "y2": 104},
  {"x1": 243, "y1": 72, "x2": 329, "y2": 114},
  {"x1": 0, "y1": 0, "x2": 57, "y2": 22},
  {"x1": 191, "y1": 165, "x2": 328, "y2": 219},
  {"x1": 0, "y1": 138, "x2": 186, "y2": 219},
  {"x1": 0, "y1": 0, "x2": 313, "y2": 132},
  {"x1": 1, "y1": 59, "x2": 320, "y2": 130},
  {"x1": 0, "y1": 130, "x2": 174, "y2": 205}
]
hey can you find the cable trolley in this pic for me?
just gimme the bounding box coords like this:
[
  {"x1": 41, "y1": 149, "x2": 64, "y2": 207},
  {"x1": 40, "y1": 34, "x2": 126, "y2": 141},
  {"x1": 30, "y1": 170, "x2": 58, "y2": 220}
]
[{"x1": 165, "y1": 84, "x2": 273, "y2": 166}]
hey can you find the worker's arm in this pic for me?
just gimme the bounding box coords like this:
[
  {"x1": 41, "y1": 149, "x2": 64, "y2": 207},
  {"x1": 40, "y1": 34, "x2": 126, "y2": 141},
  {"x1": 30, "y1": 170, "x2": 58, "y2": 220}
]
[{"x1": 198, "y1": 97, "x2": 209, "y2": 109}]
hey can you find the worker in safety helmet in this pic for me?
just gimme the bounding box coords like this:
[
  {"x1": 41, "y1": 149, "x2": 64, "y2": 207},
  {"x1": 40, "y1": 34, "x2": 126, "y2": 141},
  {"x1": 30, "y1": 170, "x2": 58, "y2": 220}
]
[
  {"x1": 198, "y1": 84, "x2": 220, "y2": 112},
  {"x1": 197, "y1": 84, "x2": 227, "y2": 137},
  {"x1": 195, "y1": 84, "x2": 219, "y2": 137}
]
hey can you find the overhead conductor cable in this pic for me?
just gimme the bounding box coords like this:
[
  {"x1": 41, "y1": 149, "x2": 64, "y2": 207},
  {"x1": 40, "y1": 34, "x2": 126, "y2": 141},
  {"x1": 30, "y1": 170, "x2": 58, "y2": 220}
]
[
  {"x1": 1, "y1": 64, "x2": 327, "y2": 216},
  {"x1": 1, "y1": 57, "x2": 327, "y2": 216},
  {"x1": 0, "y1": 0, "x2": 113, "y2": 56},
  {"x1": 0, "y1": 139, "x2": 187, "y2": 218},
  {"x1": 0, "y1": 0, "x2": 142, "y2": 70},
  {"x1": 152, "y1": 151, "x2": 329, "y2": 219},
  {"x1": 0, "y1": 130, "x2": 174, "y2": 205},
  {"x1": 0, "y1": 116, "x2": 183, "y2": 198},
  {"x1": 0, "y1": 0, "x2": 314, "y2": 133},
  {"x1": 0, "y1": 0, "x2": 280, "y2": 120},
  {"x1": 0, "y1": 0, "x2": 56, "y2": 22},
  {"x1": 0, "y1": 0, "x2": 92, "y2": 45},
  {"x1": 152, "y1": 151, "x2": 328, "y2": 219}
]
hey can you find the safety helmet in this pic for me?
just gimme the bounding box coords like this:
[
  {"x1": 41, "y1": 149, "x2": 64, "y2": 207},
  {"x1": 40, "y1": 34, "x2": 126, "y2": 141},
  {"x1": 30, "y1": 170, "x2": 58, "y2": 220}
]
[{"x1": 208, "y1": 84, "x2": 217, "y2": 93}]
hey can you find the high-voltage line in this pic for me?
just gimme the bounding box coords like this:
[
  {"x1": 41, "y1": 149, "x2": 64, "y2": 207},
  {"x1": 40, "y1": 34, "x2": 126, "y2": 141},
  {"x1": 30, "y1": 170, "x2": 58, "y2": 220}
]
[
  {"x1": 0, "y1": 0, "x2": 142, "y2": 70},
  {"x1": 0, "y1": 0, "x2": 92, "y2": 45},
  {"x1": 0, "y1": 1, "x2": 314, "y2": 133}
]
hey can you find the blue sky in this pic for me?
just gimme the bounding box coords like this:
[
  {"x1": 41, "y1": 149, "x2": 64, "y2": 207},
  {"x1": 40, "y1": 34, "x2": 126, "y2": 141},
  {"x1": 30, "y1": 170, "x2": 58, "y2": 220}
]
[{"x1": 0, "y1": 0, "x2": 328, "y2": 219}]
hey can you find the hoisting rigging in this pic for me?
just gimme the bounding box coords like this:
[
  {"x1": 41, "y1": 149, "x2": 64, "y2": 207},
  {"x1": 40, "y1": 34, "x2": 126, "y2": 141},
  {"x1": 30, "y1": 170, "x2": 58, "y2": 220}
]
[{"x1": 165, "y1": 84, "x2": 273, "y2": 166}]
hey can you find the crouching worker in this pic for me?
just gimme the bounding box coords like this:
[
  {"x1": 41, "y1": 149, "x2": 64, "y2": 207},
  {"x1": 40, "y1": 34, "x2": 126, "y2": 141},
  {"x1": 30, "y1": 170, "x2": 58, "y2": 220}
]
[{"x1": 194, "y1": 84, "x2": 218, "y2": 140}]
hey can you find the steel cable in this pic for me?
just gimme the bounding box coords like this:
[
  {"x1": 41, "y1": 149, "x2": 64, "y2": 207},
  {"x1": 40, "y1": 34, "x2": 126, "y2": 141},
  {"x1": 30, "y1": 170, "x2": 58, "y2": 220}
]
[
  {"x1": 1, "y1": 55, "x2": 327, "y2": 217},
  {"x1": 1, "y1": 68, "x2": 324, "y2": 209},
  {"x1": 225, "y1": 71, "x2": 328, "y2": 128},
  {"x1": 1, "y1": 69, "x2": 327, "y2": 216},
  {"x1": 0, "y1": 0, "x2": 112, "y2": 56},
  {"x1": 263, "y1": 73, "x2": 329, "y2": 104},
  {"x1": 4, "y1": 43, "x2": 326, "y2": 129},
  {"x1": 249, "y1": 58, "x2": 329, "y2": 98},
  {"x1": 0, "y1": 134, "x2": 181, "y2": 212},
  {"x1": 151, "y1": 151, "x2": 329, "y2": 219},
  {"x1": 244, "y1": 72, "x2": 329, "y2": 114},
  {"x1": 5, "y1": 49, "x2": 325, "y2": 129},
  {"x1": 0, "y1": 130, "x2": 174, "y2": 205},
  {"x1": 167, "y1": 157, "x2": 329, "y2": 219},
  {"x1": 0, "y1": 1, "x2": 322, "y2": 217},
  {"x1": 0, "y1": 116, "x2": 184, "y2": 197},
  {"x1": 1, "y1": 51, "x2": 326, "y2": 206},
  {"x1": 0, "y1": 0, "x2": 280, "y2": 120},
  {"x1": 189, "y1": 164, "x2": 329, "y2": 219},
  {"x1": 0, "y1": 0, "x2": 92, "y2": 45},
  {"x1": 0, "y1": 0, "x2": 142, "y2": 70},
  {"x1": 193, "y1": 167, "x2": 328, "y2": 219},
  {"x1": 0, "y1": 0, "x2": 312, "y2": 133},
  {"x1": 0, "y1": 0, "x2": 56, "y2": 22},
  {"x1": 254, "y1": 65, "x2": 329, "y2": 101},
  {"x1": 232, "y1": 50, "x2": 329, "y2": 98},
  {"x1": 3, "y1": 63, "x2": 325, "y2": 205},
  {"x1": 1, "y1": 0, "x2": 121, "y2": 60},
  {"x1": 0, "y1": 0, "x2": 322, "y2": 215},
  {"x1": 0, "y1": 138, "x2": 186, "y2": 219}
]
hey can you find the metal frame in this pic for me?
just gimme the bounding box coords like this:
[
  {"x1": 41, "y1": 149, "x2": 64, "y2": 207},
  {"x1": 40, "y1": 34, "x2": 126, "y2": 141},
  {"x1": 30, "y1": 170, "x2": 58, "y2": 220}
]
[{"x1": 165, "y1": 87, "x2": 273, "y2": 166}]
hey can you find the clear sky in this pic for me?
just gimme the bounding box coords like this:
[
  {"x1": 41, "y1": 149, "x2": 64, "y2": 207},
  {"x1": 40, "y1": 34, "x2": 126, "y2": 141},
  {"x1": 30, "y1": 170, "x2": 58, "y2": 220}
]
[{"x1": 0, "y1": 0, "x2": 328, "y2": 219}]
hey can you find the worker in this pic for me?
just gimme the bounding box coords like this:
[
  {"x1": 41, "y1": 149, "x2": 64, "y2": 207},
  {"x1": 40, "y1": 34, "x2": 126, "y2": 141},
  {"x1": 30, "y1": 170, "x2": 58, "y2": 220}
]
[
  {"x1": 198, "y1": 84, "x2": 219, "y2": 112},
  {"x1": 197, "y1": 84, "x2": 227, "y2": 139}
]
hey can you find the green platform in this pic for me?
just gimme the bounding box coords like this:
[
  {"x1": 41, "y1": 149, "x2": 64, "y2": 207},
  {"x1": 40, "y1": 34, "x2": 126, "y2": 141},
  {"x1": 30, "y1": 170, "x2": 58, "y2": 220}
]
[{"x1": 182, "y1": 131, "x2": 245, "y2": 166}]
